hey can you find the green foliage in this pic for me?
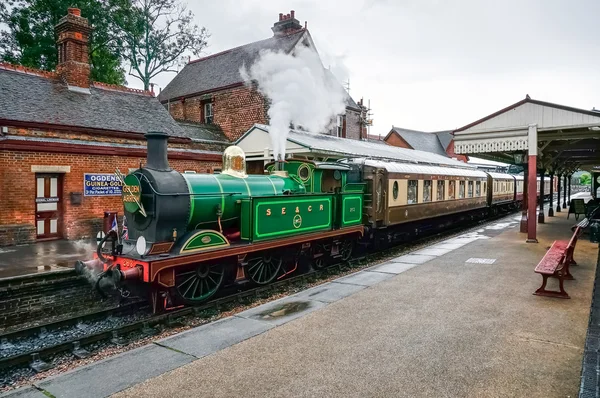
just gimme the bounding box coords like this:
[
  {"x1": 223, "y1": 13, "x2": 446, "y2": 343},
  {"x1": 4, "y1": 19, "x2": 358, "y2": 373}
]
[
  {"x1": 0, "y1": 0, "x2": 128, "y2": 85},
  {"x1": 0, "y1": 0, "x2": 209, "y2": 88},
  {"x1": 121, "y1": 0, "x2": 210, "y2": 90},
  {"x1": 580, "y1": 173, "x2": 591, "y2": 186}
]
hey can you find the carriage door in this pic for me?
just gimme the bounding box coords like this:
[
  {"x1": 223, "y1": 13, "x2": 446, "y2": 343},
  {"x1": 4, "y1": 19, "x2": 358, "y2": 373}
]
[
  {"x1": 35, "y1": 174, "x2": 63, "y2": 240},
  {"x1": 374, "y1": 169, "x2": 386, "y2": 223}
]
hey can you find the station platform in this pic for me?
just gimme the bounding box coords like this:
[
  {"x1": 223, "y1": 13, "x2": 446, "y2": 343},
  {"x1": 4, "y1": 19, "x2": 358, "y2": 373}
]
[
  {"x1": 0, "y1": 239, "x2": 95, "y2": 280},
  {"x1": 2, "y1": 200, "x2": 597, "y2": 398}
]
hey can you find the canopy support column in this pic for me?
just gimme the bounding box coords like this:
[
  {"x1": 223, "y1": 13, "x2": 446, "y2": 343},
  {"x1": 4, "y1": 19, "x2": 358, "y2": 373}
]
[
  {"x1": 548, "y1": 173, "x2": 554, "y2": 217},
  {"x1": 556, "y1": 173, "x2": 561, "y2": 213},
  {"x1": 562, "y1": 175, "x2": 567, "y2": 209},
  {"x1": 568, "y1": 175, "x2": 572, "y2": 206},
  {"x1": 527, "y1": 124, "x2": 538, "y2": 243},
  {"x1": 538, "y1": 169, "x2": 545, "y2": 224},
  {"x1": 520, "y1": 165, "x2": 528, "y2": 233}
]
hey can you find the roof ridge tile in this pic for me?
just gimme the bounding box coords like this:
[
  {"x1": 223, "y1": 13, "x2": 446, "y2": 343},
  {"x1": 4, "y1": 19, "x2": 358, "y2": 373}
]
[{"x1": 0, "y1": 62, "x2": 58, "y2": 79}]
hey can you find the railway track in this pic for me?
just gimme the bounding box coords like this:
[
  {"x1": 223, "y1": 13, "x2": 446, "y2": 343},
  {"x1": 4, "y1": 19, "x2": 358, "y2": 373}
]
[{"x1": 0, "y1": 209, "x2": 520, "y2": 379}]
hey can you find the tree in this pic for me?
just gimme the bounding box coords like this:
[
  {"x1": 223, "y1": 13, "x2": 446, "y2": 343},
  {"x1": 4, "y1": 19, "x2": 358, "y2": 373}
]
[
  {"x1": 0, "y1": 0, "x2": 128, "y2": 85},
  {"x1": 580, "y1": 173, "x2": 591, "y2": 186},
  {"x1": 120, "y1": 0, "x2": 209, "y2": 90}
]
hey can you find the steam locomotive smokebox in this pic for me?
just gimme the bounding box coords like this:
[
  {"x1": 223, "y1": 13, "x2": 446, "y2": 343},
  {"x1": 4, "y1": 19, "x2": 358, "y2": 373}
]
[{"x1": 103, "y1": 211, "x2": 118, "y2": 234}]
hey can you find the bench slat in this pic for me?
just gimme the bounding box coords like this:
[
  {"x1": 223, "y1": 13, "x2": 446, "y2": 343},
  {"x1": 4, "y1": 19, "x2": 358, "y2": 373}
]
[{"x1": 534, "y1": 242, "x2": 565, "y2": 275}]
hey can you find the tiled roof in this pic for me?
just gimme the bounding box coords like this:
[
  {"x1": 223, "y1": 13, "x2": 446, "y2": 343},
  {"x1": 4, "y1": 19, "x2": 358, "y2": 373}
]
[
  {"x1": 434, "y1": 130, "x2": 453, "y2": 150},
  {"x1": 158, "y1": 31, "x2": 306, "y2": 102},
  {"x1": 390, "y1": 127, "x2": 449, "y2": 157},
  {"x1": 176, "y1": 120, "x2": 230, "y2": 143},
  {"x1": 0, "y1": 64, "x2": 184, "y2": 136},
  {"x1": 243, "y1": 124, "x2": 474, "y2": 168},
  {"x1": 157, "y1": 30, "x2": 360, "y2": 110}
]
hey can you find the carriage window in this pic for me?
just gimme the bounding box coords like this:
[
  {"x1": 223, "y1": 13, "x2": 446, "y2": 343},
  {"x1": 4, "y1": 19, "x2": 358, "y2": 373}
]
[
  {"x1": 393, "y1": 181, "x2": 398, "y2": 200},
  {"x1": 448, "y1": 181, "x2": 456, "y2": 200},
  {"x1": 475, "y1": 181, "x2": 481, "y2": 196},
  {"x1": 483, "y1": 182, "x2": 487, "y2": 193},
  {"x1": 467, "y1": 181, "x2": 473, "y2": 198},
  {"x1": 407, "y1": 180, "x2": 418, "y2": 204},
  {"x1": 423, "y1": 180, "x2": 432, "y2": 202},
  {"x1": 459, "y1": 181, "x2": 465, "y2": 199},
  {"x1": 437, "y1": 180, "x2": 445, "y2": 201}
]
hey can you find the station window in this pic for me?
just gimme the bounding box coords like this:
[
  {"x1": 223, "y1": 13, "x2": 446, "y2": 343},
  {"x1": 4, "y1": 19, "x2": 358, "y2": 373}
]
[
  {"x1": 407, "y1": 180, "x2": 418, "y2": 204},
  {"x1": 423, "y1": 180, "x2": 432, "y2": 202},
  {"x1": 204, "y1": 101, "x2": 214, "y2": 124},
  {"x1": 475, "y1": 181, "x2": 481, "y2": 196},
  {"x1": 437, "y1": 180, "x2": 445, "y2": 201},
  {"x1": 467, "y1": 181, "x2": 473, "y2": 198},
  {"x1": 448, "y1": 181, "x2": 456, "y2": 200},
  {"x1": 459, "y1": 181, "x2": 465, "y2": 199}
]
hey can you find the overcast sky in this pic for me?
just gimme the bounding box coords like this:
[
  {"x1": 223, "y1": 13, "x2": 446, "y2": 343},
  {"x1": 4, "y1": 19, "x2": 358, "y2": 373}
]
[{"x1": 142, "y1": 0, "x2": 600, "y2": 137}]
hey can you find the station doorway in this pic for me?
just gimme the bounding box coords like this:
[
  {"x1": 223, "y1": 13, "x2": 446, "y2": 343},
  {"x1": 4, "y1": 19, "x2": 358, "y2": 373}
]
[{"x1": 35, "y1": 173, "x2": 63, "y2": 240}]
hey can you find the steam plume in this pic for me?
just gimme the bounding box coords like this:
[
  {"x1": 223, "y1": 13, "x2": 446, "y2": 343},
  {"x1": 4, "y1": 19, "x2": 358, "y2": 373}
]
[{"x1": 240, "y1": 46, "x2": 347, "y2": 161}]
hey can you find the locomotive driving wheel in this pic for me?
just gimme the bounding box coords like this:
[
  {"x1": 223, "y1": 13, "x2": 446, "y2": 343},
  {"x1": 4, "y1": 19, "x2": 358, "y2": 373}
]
[
  {"x1": 340, "y1": 239, "x2": 354, "y2": 262},
  {"x1": 247, "y1": 252, "x2": 283, "y2": 285},
  {"x1": 311, "y1": 242, "x2": 330, "y2": 270},
  {"x1": 174, "y1": 263, "x2": 224, "y2": 304}
]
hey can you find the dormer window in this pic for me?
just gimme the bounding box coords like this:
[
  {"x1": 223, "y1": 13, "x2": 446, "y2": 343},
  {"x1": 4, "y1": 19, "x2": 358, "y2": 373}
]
[
  {"x1": 336, "y1": 115, "x2": 343, "y2": 137},
  {"x1": 204, "y1": 101, "x2": 213, "y2": 124}
]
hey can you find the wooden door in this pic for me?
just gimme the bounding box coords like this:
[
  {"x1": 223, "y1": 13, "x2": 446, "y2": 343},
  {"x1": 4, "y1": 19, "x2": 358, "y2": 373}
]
[{"x1": 35, "y1": 174, "x2": 63, "y2": 240}]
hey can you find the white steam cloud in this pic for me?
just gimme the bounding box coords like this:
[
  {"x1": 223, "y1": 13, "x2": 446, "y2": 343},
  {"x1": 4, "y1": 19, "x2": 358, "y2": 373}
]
[{"x1": 240, "y1": 46, "x2": 348, "y2": 161}]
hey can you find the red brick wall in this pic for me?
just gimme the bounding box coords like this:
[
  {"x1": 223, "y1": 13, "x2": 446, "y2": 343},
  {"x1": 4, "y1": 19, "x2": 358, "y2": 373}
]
[
  {"x1": 445, "y1": 140, "x2": 469, "y2": 163},
  {"x1": 0, "y1": 150, "x2": 220, "y2": 246},
  {"x1": 168, "y1": 85, "x2": 267, "y2": 142},
  {"x1": 384, "y1": 132, "x2": 413, "y2": 149}
]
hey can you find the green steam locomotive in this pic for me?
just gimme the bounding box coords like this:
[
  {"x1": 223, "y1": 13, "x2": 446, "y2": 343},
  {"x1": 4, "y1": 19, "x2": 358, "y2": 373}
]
[{"x1": 77, "y1": 132, "x2": 365, "y2": 312}]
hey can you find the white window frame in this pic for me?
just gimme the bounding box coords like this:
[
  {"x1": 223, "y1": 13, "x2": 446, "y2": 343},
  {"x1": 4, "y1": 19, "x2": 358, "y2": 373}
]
[{"x1": 204, "y1": 102, "x2": 213, "y2": 124}]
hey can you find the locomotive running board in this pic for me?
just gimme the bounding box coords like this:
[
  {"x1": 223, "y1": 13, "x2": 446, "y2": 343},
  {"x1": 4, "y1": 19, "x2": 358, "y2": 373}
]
[{"x1": 149, "y1": 225, "x2": 364, "y2": 282}]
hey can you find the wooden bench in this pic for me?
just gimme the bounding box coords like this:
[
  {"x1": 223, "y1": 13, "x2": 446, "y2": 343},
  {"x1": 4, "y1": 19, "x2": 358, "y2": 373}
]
[{"x1": 533, "y1": 226, "x2": 583, "y2": 299}]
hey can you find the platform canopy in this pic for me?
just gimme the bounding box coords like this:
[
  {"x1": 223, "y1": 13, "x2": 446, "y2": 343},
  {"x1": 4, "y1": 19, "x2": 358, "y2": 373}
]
[{"x1": 452, "y1": 96, "x2": 600, "y2": 173}]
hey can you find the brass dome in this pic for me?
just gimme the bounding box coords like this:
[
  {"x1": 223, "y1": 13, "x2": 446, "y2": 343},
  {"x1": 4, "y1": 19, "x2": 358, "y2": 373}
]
[{"x1": 222, "y1": 146, "x2": 247, "y2": 178}]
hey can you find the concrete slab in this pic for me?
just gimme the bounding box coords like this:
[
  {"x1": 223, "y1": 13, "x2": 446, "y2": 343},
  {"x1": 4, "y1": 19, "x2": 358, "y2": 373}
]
[
  {"x1": 430, "y1": 242, "x2": 466, "y2": 250},
  {"x1": 411, "y1": 247, "x2": 453, "y2": 256},
  {"x1": 333, "y1": 270, "x2": 395, "y2": 287},
  {"x1": 35, "y1": 343, "x2": 193, "y2": 398},
  {"x1": 236, "y1": 296, "x2": 327, "y2": 326},
  {"x1": 389, "y1": 254, "x2": 435, "y2": 264},
  {"x1": 370, "y1": 261, "x2": 418, "y2": 274},
  {"x1": 292, "y1": 281, "x2": 366, "y2": 303},
  {"x1": 157, "y1": 316, "x2": 273, "y2": 359},
  {"x1": 0, "y1": 387, "x2": 46, "y2": 398}
]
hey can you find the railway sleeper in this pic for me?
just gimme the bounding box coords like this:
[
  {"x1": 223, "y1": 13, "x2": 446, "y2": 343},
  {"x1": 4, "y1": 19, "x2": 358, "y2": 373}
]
[
  {"x1": 72, "y1": 341, "x2": 90, "y2": 359},
  {"x1": 29, "y1": 353, "x2": 52, "y2": 373}
]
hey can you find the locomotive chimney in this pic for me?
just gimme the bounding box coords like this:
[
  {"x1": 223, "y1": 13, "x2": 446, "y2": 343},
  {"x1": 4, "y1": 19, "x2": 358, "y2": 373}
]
[{"x1": 144, "y1": 131, "x2": 171, "y2": 171}]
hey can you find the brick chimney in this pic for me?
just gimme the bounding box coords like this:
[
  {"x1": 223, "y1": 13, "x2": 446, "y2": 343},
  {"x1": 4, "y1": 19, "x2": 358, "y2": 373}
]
[
  {"x1": 272, "y1": 10, "x2": 304, "y2": 37},
  {"x1": 55, "y1": 8, "x2": 92, "y2": 89}
]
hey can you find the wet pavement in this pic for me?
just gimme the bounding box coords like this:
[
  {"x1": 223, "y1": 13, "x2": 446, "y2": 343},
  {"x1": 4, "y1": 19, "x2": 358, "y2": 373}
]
[{"x1": 0, "y1": 239, "x2": 95, "y2": 279}]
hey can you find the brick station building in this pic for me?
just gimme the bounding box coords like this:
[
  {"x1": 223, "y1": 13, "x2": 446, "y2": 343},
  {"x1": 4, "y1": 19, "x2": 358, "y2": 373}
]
[
  {"x1": 158, "y1": 10, "x2": 369, "y2": 146},
  {"x1": 0, "y1": 8, "x2": 229, "y2": 247}
]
